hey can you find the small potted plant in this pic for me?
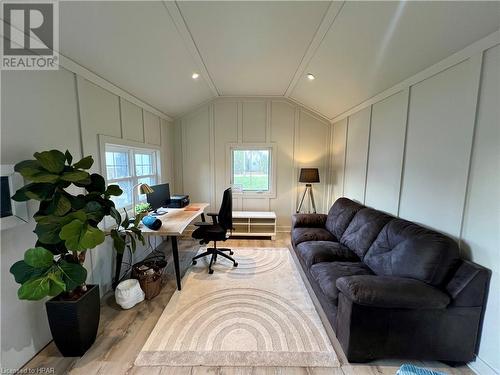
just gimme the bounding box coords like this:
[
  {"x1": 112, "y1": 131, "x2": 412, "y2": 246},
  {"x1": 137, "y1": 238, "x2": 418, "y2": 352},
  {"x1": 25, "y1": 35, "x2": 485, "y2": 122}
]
[
  {"x1": 135, "y1": 202, "x2": 151, "y2": 216},
  {"x1": 9, "y1": 149, "x2": 130, "y2": 356}
]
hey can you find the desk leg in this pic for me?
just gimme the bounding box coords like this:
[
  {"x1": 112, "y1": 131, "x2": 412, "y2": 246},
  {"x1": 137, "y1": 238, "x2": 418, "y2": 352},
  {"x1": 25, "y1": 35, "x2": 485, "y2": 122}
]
[
  {"x1": 171, "y1": 236, "x2": 182, "y2": 291},
  {"x1": 201, "y1": 213, "x2": 206, "y2": 222}
]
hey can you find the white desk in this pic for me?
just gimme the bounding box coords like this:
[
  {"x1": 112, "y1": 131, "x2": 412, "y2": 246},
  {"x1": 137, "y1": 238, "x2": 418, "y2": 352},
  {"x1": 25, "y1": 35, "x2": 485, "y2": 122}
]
[{"x1": 139, "y1": 203, "x2": 209, "y2": 290}]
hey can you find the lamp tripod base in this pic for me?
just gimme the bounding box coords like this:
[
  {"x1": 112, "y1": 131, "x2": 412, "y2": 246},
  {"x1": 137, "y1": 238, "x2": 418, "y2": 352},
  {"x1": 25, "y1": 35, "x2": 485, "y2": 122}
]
[{"x1": 296, "y1": 184, "x2": 317, "y2": 214}]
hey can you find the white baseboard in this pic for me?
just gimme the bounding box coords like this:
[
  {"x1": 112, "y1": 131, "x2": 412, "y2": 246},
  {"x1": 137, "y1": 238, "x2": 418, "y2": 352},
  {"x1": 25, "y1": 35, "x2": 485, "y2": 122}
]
[{"x1": 469, "y1": 355, "x2": 499, "y2": 375}]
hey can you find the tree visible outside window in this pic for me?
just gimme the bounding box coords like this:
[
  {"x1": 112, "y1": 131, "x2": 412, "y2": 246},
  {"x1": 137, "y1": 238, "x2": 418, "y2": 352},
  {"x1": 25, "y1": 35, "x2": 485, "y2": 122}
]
[{"x1": 232, "y1": 149, "x2": 270, "y2": 192}]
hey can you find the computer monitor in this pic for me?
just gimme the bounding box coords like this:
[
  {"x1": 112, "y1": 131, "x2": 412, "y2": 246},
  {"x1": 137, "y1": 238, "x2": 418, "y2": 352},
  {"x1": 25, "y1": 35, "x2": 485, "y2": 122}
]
[{"x1": 147, "y1": 183, "x2": 171, "y2": 211}]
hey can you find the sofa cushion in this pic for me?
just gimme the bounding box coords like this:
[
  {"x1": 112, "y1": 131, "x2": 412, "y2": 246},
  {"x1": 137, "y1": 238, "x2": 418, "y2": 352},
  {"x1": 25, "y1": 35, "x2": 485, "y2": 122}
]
[
  {"x1": 325, "y1": 198, "x2": 364, "y2": 239},
  {"x1": 364, "y1": 219, "x2": 459, "y2": 286},
  {"x1": 336, "y1": 275, "x2": 451, "y2": 309},
  {"x1": 310, "y1": 262, "x2": 373, "y2": 304},
  {"x1": 292, "y1": 227, "x2": 335, "y2": 246},
  {"x1": 339, "y1": 208, "x2": 393, "y2": 259},
  {"x1": 296, "y1": 241, "x2": 359, "y2": 268},
  {"x1": 292, "y1": 213, "x2": 328, "y2": 229}
]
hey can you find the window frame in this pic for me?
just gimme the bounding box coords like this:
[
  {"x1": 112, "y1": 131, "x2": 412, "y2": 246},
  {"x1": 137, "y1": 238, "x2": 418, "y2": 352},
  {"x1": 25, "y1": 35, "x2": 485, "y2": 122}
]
[
  {"x1": 226, "y1": 143, "x2": 277, "y2": 198},
  {"x1": 99, "y1": 135, "x2": 161, "y2": 212}
]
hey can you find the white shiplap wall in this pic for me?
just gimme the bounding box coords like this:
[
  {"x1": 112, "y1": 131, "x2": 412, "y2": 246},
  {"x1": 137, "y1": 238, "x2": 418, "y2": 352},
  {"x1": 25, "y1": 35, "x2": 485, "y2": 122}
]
[
  {"x1": 1, "y1": 67, "x2": 175, "y2": 370},
  {"x1": 174, "y1": 97, "x2": 331, "y2": 230}
]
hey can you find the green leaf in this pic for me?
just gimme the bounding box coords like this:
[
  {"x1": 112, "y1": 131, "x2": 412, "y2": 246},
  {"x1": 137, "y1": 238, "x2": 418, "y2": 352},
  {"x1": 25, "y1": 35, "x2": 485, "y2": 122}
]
[
  {"x1": 69, "y1": 194, "x2": 86, "y2": 210},
  {"x1": 84, "y1": 173, "x2": 106, "y2": 194},
  {"x1": 128, "y1": 233, "x2": 137, "y2": 253},
  {"x1": 34, "y1": 211, "x2": 87, "y2": 245},
  {"x1": 47, "y1": 272, "x2": 66, "y2": 296},
  {"x1": 35, "y1": 240, "x2": 67, "y2": 255},
  {"x1": 73, "y1": 155, "x2": 94, "y2": 170},
  {"x1": 85, "y1": 201, "x2": 105, "y2": 223},
  {"x1": 18, "y1": 276, "x2": 51, "y2": 300},
  {"x1": 10, "y1": 261, "x2": 37, "y2": 284},
  {"x1": 65, "y1": 150, "x2": 73, "y2": 165},
  {"x1": 53, "y1": 194, "x2": 71, "y2": 216},
  {"x1": 134, "y1": 212, "x2": 145, "y2": 227},
  {"x1": 105, "y1": 185, "x2": 123, "y2": 197},
  {"x1": 12, "y1": 183, "x2": 55, "y2": 202},
  {"x1": 24, "y1": 247, "x2": 54, "y2": 268},
  {"x1": 27, "y1": 171, "x2": 60, "y2": 183},
  {"x1": 61, "y1": 170, "x2": 90, "y2": 183},
  {"x1": 110, "y1": 229, "x2": 126, "y2": 254},
  {"x1": 34, "y1": 150, "x2": 66, "y2": 173},
  {"x1": 14, "y1": 159, "x2": 42, "y2": 176},
  {"x1": 59, "y1": 260, "x2": 87, "y2": 291},
  {"x1": 60, "y1": 220, "x2": 105, "y2": 251},
  {"x1": 129, "y1": 227, "x2": 145, "y2": 246},
  {"x1": 121, "y1": 209, "x2": 130, "y2": 229},
  {"x1": 34, "y1": 221, "x2": 63, "y2": 244},
  {"x1": 109, "y1": 207, "x2": 122, "y2": 227}
]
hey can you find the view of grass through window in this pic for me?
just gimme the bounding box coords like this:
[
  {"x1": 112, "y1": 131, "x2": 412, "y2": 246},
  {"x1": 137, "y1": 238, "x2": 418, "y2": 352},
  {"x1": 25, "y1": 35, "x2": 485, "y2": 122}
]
[{"x1": 232, "y1": 149, "x2": 270, "y2": 191}]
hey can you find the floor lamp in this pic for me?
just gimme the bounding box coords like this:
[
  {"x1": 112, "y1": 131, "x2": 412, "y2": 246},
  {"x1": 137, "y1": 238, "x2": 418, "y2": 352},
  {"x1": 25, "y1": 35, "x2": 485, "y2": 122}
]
[{"x1": 296, "y1": 168, "x2": 320, "y2": 213}]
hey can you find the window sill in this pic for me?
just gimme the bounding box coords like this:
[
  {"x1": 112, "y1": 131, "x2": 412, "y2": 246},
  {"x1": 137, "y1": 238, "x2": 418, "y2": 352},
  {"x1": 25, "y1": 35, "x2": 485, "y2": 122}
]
[{"x1": 233, "y1": 191, "x2": 276, "y2": 199}]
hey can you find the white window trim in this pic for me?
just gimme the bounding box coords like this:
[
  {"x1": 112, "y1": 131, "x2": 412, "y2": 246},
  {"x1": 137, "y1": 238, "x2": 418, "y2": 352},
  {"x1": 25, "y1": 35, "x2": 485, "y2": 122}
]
[
  {"x1": 99, "y1": 135, "x2": 161, "y2": 212},
  {"x1": 225, "y1": 143, "x2": 277, "y2": 199}
]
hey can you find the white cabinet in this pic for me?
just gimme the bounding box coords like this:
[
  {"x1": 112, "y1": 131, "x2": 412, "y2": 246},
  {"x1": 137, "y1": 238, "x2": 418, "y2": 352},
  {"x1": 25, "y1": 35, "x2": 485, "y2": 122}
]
[{"x1": 231, "y1": 211, "x2": 277, "y2": 240}]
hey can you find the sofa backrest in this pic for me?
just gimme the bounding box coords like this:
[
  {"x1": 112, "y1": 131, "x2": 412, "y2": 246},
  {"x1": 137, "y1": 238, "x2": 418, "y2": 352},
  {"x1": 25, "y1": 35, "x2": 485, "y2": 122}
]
[
  {"x1": 339, "y1": 208, "x2": 393, "y2": 259},
  {"x1": 325, "y1": 198, "x2": 364, "y2": 240},
  {"x1": 363, "y1": 218, "x2": 459, "y2": 286}
]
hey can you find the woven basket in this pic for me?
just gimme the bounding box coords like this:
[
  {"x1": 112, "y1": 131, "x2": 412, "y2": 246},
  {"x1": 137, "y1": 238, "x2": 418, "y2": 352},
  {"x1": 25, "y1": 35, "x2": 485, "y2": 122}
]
[{"x1": 131, "y1": 259, "x2": 167, "y2": 300}]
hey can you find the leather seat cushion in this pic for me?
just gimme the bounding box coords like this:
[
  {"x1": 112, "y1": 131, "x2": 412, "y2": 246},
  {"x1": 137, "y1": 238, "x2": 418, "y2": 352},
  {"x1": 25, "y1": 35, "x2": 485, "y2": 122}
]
[
  {"x1": 339, "y1": 208, "x2": 393, "y2": 259},
  {"x1": 364, "y1": 218, "x2": 460, "y2": 286},
  {"x1": 292, "y1": 227, "x2": 336, "y2": 246},
  {"x1": 310, "y1": 262, "x2": 373, "y2": 305},
  {"x1": 336, "y1": 275, "x2": 451, "y2": 309},
  {"x1": 192, "y1": 224, "x2": 227, "y2": 241},
  {"x1": 296, "y1": 241, "x2": 359, "y2": 269},
  {"x1": 325, "y1": 198, "x2": 364, "y2": 239}
]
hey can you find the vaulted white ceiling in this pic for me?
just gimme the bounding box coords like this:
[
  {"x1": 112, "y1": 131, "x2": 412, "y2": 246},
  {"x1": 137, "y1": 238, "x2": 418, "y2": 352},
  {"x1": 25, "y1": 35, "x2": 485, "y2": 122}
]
[{"x1": 59, "y1": 1, "x2": 500, "y2": 120}]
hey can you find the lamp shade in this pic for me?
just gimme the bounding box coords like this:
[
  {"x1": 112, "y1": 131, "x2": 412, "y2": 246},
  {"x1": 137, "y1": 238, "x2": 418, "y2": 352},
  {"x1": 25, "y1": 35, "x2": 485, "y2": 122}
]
[
  {"x1": 299, "y1": 168, "x2": 320, "y2": 183},
  {"x1": 138, "y1": 183, "x2": 154, "y2": 194}
]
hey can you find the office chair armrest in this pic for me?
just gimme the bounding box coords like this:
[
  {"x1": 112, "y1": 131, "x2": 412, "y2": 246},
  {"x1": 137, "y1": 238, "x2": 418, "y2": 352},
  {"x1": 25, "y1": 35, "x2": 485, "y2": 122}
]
[
  {"x1": 207, "y1": 212, "x2": 219, "y2": 224},
  {"x1": 194, "y1": 221, "x2": 212, "y2": 227}
]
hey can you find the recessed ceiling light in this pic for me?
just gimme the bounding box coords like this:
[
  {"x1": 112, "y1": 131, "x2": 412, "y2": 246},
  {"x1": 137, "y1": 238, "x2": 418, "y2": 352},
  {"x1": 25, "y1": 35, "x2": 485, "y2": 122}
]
[
  {"x1": 192, "y1": 73, "x2": 200, "y2": 79},
  {"x1": 306, "y1": 73, "x2": 315, "y2": 81}
]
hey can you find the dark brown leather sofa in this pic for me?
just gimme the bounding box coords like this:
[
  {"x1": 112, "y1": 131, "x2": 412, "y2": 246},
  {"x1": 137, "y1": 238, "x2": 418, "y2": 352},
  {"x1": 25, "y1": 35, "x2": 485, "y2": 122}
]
[{"x1": 291, "y1": 197, "x2": 490, "y2": 364}]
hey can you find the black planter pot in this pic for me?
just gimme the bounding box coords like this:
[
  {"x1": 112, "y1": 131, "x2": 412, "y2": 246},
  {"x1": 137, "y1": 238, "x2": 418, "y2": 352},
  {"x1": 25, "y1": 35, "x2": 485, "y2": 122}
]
[{"x1": 45, "y1": 284, "x2": 100, "y2": 357}]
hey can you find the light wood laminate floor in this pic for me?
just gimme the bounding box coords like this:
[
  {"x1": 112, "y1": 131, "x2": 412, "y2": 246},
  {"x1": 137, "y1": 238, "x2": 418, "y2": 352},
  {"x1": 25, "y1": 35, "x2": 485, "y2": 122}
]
[{"x1": 20, "y1": 233, "x2": 473, "y2": 375}]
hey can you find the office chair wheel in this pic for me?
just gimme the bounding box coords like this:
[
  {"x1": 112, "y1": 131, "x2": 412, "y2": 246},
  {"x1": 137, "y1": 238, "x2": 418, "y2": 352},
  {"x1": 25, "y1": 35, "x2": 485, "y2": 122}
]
[
  {"x1": 192, "y1": 260, "x2": 197, "y2": 265},
  {"x1": 234, "y1": 262, "x2": 238, "y2": 267},
  {"x1": 209, "y1": 269, "x2": 214, "y2": 274}
]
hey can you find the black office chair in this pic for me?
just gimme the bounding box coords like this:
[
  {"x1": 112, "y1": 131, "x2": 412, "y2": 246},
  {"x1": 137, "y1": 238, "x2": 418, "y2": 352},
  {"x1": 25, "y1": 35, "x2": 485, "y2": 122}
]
[{"x1": 192, "y1": 188, "x2": 238, "y2": 274}]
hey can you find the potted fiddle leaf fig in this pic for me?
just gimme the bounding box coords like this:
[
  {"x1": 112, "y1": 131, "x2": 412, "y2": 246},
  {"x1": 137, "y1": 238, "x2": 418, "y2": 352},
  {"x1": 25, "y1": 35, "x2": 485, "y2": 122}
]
[{"x1": 9, "y1": 149, "x2": 124, "y2": 357}]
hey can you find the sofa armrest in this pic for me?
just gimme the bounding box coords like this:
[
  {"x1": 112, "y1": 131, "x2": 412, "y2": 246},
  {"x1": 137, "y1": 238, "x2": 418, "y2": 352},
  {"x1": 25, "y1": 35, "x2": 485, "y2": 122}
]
[
  {"x1": 446, "y1": 260, "x2": 491, "y2": 307},
  {"x1": 336, "y1": 275, "x2": 450, "y2": 309},
  {"x1": 292, "y1": 213, "x2": 327, "y2": 229}
]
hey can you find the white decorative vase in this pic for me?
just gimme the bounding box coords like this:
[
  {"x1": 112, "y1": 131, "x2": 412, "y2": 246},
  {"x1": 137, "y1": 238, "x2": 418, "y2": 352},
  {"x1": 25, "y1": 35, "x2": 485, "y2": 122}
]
[{"x1": 115, "y1": 279, "x2": 145, "y2": 309}]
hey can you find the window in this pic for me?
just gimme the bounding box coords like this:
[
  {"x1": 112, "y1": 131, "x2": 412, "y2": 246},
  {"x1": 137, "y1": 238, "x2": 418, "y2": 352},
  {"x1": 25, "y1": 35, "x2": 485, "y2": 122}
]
[
  {"x1": 105, "y1": 144, "x2": 160, "y2": 209},
  {"x1": 227, "y1": 143, "x2": 276, "y2": 198}
]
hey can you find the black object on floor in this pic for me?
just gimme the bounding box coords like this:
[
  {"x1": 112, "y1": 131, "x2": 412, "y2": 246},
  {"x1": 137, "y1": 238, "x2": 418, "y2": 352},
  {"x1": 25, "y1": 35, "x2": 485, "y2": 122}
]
[
  {"x1": 191, "y1": 188, "x2": 238, "y2": 274},
  {"x1": 45, "y1": 284, "x2": 100, "y2": 357}
]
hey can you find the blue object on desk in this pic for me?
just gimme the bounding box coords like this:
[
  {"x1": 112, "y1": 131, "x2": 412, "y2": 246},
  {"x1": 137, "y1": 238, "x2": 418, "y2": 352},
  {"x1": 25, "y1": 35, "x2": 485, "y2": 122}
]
[{"x1": 142, "y1": 215, "x2": 162, "y2": 230}]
